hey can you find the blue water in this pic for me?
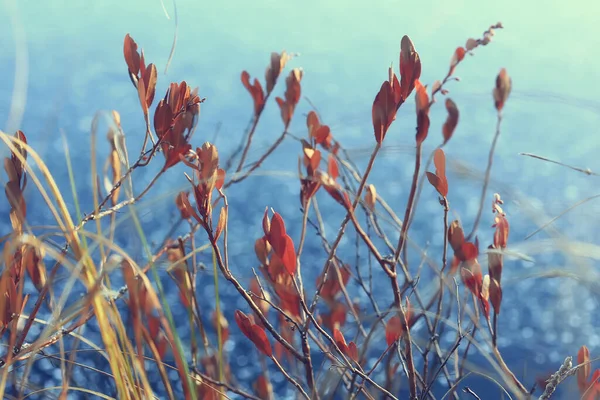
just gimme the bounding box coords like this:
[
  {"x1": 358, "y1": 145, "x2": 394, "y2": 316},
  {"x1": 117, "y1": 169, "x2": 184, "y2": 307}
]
[{"x1": 1, "y1": 0, "x2": 599, "y2": 399}]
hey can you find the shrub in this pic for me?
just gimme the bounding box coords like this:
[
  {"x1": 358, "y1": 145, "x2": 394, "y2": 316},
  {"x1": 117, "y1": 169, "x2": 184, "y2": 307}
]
[{"x1": 0, "y1": 20, "x2": 594, "y2": 400}]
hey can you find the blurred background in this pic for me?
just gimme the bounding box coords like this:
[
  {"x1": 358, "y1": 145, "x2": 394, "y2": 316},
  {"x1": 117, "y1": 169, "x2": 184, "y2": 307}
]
[{"x1": 0, "y1": 0, "x2": 599, "y2": 398}]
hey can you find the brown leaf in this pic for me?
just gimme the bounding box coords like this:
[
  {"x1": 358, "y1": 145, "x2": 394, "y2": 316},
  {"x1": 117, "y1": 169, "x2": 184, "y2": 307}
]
[
  {"x1": 241, "y1": 71, "x2": 266, "y2": 116},
  {"x1": 487, "y1": 244, "x2": 503, "y2": 283},
  {"x1": 365, "y1": 184, "x2": 377, "y2": 211},
  {"x1": 262, "y1": 208, "x2": 271, "y2": 237},
  {"x1": 215, "y1": 207, "x2": 227, "y2": 241},
  {"x1": 448, "y1": 220, "x2": 465, "y2": 253},
  {"x1": 465, "y1": 38, "x2": 478, "y2": 51},
  {"x1": 284, "y1": 68, "x2": 303, "y2": 106},
  {"x1": 254, "y1": 237, "x2": 271, "y2": 265},
  {"x1": 489, "y1": 277, "x2": 502, "y2": 315},
  {"x1": 212, "y1": 311, "x2": 230, "y2": 345},
  {"x1": 275, "y1": 68, "x2": 303, "y2": 129},
  {"x1": 175, "y1": 192, "x2": 193, "y2": 220},
  {"x1": 493, "y1": 68, "x2": 512, "y2": 111},
  {"x1": 414, "y1": 81, "x2": 430, "y2": 145},
  {"x1": 216, "y1": 169, "x2": 226, "y2": 191},
  {"x1": 276, "y1": 97, "x2": 291, "y2": 129},
  {"x1": 433, "y1": 148, "x2": 446, "y2": 179},
  {"x1": 426, "y1": 172, "x2": 441, "y2": 194},
  {"x1": 23, "y1": 245, "x2": 46, "y2": 292},
  {"x1": 442, "y1": 98, "x2": 459, "y2": 144},
  {"x1": 265, "y1": 51, "x2": 289, "y2": 95},
  {"x1": 143, "y1": 63, "x2": 157, "y2": 109},
  {"x1": 137, "y1": 75, "x2": 148, "y2": 115},
  {"x1": 249, "y1": 278, "x2": 271, "y2": 317}
]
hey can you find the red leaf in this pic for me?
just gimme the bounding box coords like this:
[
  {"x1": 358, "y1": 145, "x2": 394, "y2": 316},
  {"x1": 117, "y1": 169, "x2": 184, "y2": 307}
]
[
  {"x1": 302, "y1": 143, "x2": 321, "y2": 175},
  {"x1": 399, "y1": 35, "x2": 421, "y2": 101},
  {"x1": 450, "y1": 47, "x2": 466, "y2": 69},
  {"x1": 588, "y1": 370, "x2": 600, "y2": 400},
  {"x1": 318, "y1": 264, "x2": 351, "y2": 302},
  {"x1": 347, "y1": 341, "x2": 359, "y2": 363},
  {"x1": 216, "y1": 169, "x2": 226, "y2": 191},
  {"x1": 333, "y1": 328, "x2": 349, "y2": 354},
  {"x1": 268, "y1": 212, "x2": 287, "y2": 256},
  {"x1": 300, "y1": 178, "x2": 321, "y2": 208},
  {"x1": 234, "y1": 310, "x2": 273, "y2": 357},
  {"x1": 426, "y1": 172, "x2": 441, "y2": 193},
  {"x1": 137, "y1": 73, "x2": 148, "y2": 115},
  {"x1": 385, "y1": 316, "x2": 403, "y2": 346},
  {"x1": 460, "y1": 242, "x2": 478, "y2": 262},
  {"x1": 281, "y1": 235, "x2": 297, "y2": 276},
  {"x1": 461, "y1": 260, "x2": 483, "y2": 297},
  {"x1": 493, "y1": 214, "x2": 509, "y2": 249},
  {"x1": 307, "y1": 111, "x2": 320, "y2": 134},
  {"x1": 328, "y1": 154, "x2": 339, "y2": 181},
  {"x1": 389, "y1": 67, "x2": 402, "y2": 108},
  {"x1": 385, "y1": 300, "x2": 413, "y2": 346},
  {"x1": 322, "y1": 301, "x2": 348, "y2": 331},
  {"x1": 314, "y1": 126, "x2": 332, "y2": 148},
  {"x1": 324, "y1": 185, "x2": 352, "y2": 210},
  {"x1": 578, "y1": 345, "x2": 591, "y2": 394},
  {"x1": 433, "y1": 148, "x2": 446, "y2": 179},
  {"x1": 253, "y1": 375, "x2": 273, "y2": 400},
  {"x1": 273, "y1": 280, "x2": 301, "y2": 319},
  {"x1": 372, "y1": 80, "x2": 396, "y2": 143},
  {"x1": 234, "y1": 310, "x2": 253, "y2": 339},
  {"x1": 164, "y1": 144, "x2": 191, "y2": 170},
  {"x1": 123, "y1": 34, "x2": 140, "y2": 86},
  {"x1": 443, "y1": 98, "x2": 459, "y2": 144},
  {"x1": 427, "y1": 149, "x2": 448, "y2": 197}
]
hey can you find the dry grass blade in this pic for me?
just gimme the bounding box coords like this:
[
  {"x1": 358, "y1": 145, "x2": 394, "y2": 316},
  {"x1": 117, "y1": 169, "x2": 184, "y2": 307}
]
[{"x1": 520, "y1": 152, "x2": 599, "y2": 176}]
